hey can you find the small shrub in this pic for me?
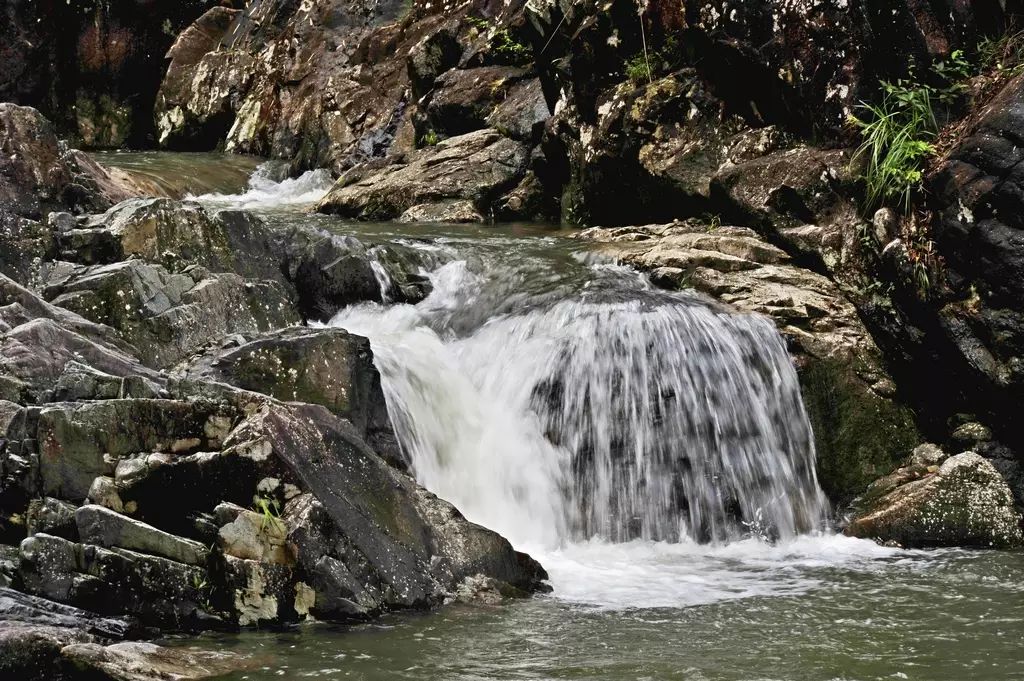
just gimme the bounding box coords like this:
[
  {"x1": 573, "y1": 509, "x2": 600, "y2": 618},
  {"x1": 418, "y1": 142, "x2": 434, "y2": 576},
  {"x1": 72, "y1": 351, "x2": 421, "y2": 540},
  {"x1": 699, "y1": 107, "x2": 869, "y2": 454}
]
[
  {"x1": 625, "y1": 54, "x2": 652, "y2": 84},
  {"x1": 978, "y1": 29, "x2": 1024, "y2": 75},
  {"x1": 420, "y1": 129, "x2": 441, "y2": 147}
]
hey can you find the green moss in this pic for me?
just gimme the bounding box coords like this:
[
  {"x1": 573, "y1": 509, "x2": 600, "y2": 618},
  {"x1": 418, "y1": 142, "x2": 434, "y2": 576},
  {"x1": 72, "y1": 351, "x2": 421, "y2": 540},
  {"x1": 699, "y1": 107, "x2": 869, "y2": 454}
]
[{"x1": 800, "y1": 358, "x2": 919, "y2": 508}]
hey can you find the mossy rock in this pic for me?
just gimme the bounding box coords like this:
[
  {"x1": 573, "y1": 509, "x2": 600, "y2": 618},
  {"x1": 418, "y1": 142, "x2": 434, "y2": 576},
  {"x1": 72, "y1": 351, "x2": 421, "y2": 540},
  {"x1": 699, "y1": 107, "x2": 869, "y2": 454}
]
[{"x1": 800, "y1": 357, "x2": 920, "y2": 508}]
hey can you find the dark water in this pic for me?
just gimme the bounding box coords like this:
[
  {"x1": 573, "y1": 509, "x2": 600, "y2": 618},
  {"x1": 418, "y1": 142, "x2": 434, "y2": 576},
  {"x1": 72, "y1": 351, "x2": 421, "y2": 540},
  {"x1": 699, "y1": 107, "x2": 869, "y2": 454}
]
[
  {"x1": 174, "y1": 545, "x2": 1024, "y2": 681},
  {"x1": 101, "y1": 153, "x2": 1024, "y2": 681}
]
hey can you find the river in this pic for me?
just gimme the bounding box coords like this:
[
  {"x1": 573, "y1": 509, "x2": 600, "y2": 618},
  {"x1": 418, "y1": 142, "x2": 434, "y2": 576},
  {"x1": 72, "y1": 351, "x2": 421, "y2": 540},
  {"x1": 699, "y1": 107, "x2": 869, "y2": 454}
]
[{"x1": 100, "y1": 155, "x2": 1024, "y2": 681}]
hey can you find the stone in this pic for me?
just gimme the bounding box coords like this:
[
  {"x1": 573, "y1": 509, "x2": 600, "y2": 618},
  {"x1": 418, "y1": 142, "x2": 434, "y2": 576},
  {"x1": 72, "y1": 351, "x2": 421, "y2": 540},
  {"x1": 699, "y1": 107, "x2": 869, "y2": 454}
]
[
  {"x1": 0, "y1": 104, "x2": 138, "y2": 221},
  {"x1": 87, "y1": 477, "x2": 126, "y2": 514},
  {"x1": 216, "y1": 504, "x2": 293, "y2": 566},
  {"x1": 19, "y1": 533, "x2": 208, "y2": 629},
  {"x1": 847, "y1": 451, "x2": 1024, "y2": 548},
  {"x1": 45, "y1": 259, "x2": 300, "y2": 369},
  {"x1": 26, "y1": 498, "x2": 78, "y2": 541},
  {"x1": 185, "y1": 327, "x2": 397, "y2": 461},
  {"x1": 75, "y1": 505, "x2": 208, "y2": 566},
  {"x1": 317, "y1": 129, "x2": 530, "y2": 221},
  {"x1": 60, "y1": 641, "x2": 253, "y2": 681}
]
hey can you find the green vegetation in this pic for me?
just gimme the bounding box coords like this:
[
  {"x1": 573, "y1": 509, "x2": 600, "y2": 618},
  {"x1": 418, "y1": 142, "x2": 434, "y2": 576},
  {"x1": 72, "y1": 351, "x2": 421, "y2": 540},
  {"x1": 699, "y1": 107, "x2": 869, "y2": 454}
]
[
  {"x1": 420, "y1": 129, "x2": 441, "y2": 147},
  {"x1": 254, "y1": 496, "x2": 285, "y2": 534},
  {"x1": 978, "y1": 29, "x2": 1024, "y2": 75},
  {"x1": 467, "y1": 16, "x2": 532, "y2": 66},
  {"x1": 849, "y1": 80, "x2": 938, "y2": 214},
  {"x1": 625, "y1": 37, "x2": 681, "y2": 85}
]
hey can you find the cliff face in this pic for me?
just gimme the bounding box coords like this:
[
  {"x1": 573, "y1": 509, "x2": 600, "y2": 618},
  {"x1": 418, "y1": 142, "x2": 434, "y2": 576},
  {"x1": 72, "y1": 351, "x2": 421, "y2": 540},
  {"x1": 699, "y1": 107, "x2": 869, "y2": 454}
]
[{"x1": 0, "y1": 0, "x2": 224, "y2": 148}]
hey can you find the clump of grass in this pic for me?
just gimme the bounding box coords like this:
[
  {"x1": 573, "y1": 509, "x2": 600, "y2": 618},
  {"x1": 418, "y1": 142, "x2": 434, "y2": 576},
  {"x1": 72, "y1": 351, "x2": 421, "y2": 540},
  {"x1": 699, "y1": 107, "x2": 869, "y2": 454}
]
[
  {"x1": 978, "y1": 29, "x2": 1024, "y2": 75},
  {"x1": 850, "y1": 80, "x2": 938, "y2": 214},
  {"x1": 420, "y1": 129, "x2": 441, "y2": 147}
]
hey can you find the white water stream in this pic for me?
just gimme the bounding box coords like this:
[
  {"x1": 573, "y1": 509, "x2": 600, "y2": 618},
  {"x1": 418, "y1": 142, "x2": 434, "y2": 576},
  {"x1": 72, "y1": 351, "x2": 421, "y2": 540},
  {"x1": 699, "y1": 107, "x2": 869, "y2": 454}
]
[{"x1": 190, "y1": 166, "x2": 901, "y2": 611}]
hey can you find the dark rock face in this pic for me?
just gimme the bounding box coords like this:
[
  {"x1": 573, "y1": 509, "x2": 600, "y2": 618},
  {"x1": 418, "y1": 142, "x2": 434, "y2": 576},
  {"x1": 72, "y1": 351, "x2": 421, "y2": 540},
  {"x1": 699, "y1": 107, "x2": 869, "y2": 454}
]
[
  {"x1": 926, "y1": 74, "x2": 1024, "y2": 448},
  {"x1": 0, "y1": 104, "x2": 139, "y2": 220},
  {"x1": 186, "y1": 327, "x2": 399, "y2": 463},
  {"x1": 0, "y1": 0, "x2": 224, "y2": 148}
]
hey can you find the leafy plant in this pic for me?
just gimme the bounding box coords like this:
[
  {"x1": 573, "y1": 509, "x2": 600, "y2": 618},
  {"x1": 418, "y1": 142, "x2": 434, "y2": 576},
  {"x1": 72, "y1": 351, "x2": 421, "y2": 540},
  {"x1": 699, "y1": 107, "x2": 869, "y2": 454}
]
[
  {"x1": 254, "y1": 496, "x2": 285, "y2": 534},
  {"x1": 467, "y1": 16, "x2": 532, "y2": 66},
  {"x1": 626, "y1": 53, "x2": 652, "y2": 84},
  {"x1": 850, "y1": 80, "x2": 938, "y2": 213},
  {"x1": 420, "y1": 129, "x2": 441, "y2": 147},
  {"x1": 978, "y1": 29, "x2": 1024, "y2": 75}
]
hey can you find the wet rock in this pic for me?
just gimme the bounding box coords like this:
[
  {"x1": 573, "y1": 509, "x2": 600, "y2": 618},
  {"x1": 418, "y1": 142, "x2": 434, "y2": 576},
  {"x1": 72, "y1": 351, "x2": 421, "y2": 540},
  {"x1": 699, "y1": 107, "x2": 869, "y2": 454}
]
[
  {"x1": 59, "y1": 641, "x2": 252, "y2": 681},
  {"x1": 711, "y1": 145, "x2": 866, "y2": 279},
  {"x1": 577, "y1": 223, "x2": 919, "y2": 504},
  {"x1": 265, "y1": 403, "x2": 548, "y2": 620},
  {"x1": 36, "y1": 399, "x2": 231, "y2": 501},
  {"x1": 215, "y1": 503, "x2": 293, "y2": 566},
  {"x1": 399, "y1": 200, "x2": 484, "y2": 224},
  {"x1": 1, "y1": 318, "x2": 160, "y2": 403},
  {"x1": 317, "y1": 129, "x2": 530, "y2": 221},
  {"x1": 0, "y1": 214, "x2": 53, "y2": 286},
  {"x1": 19, "y1": 533, "x2": 209, "y2": 629},
  {"x1": 0, "y1": 104, "x2": 138, "y2": 221},
  {"x1": 0, "y1": 587, "x2": 132, "y2": 639},
  {"x1": 154, "y1": 0, "x2": 486, "y2": 171},
  {"x1": 0, "y1": 621, "x2": 94, "y2": 681},
  {"x1": 185, "y1": 327, "x2": 397, "y2": 461},
  {"x1": 280, "y1": 227, "x2": 440, "y2": 320},
  {"x1": 420, "y1": 66, "x2": 539, "y2": 139},
  {"x1": 925, "y1": 73, "x2": 1024, "y2": 446},
  {"x1": 846, "y1": 451, "x2": 1024, "y2": 548}
]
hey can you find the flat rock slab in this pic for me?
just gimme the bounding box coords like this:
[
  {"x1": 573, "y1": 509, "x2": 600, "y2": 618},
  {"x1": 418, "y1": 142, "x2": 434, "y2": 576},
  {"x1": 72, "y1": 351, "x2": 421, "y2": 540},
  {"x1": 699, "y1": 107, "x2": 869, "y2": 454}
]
[{"x1": 76, "y1": 505, "x2": 208, "y2": 566}]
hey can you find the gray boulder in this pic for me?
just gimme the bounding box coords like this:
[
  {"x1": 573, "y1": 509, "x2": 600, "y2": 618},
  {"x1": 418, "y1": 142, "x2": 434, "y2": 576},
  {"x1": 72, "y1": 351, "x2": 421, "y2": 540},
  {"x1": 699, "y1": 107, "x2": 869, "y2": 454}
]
[{"x1": 846, "y1": 449, "x2": 1024, "y2": 548}]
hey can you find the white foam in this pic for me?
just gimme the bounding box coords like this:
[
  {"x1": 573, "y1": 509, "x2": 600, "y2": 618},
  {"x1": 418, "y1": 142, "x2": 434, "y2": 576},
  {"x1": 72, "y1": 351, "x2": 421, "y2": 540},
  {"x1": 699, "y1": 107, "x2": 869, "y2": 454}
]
[
  {"x1": 188, "y1": 162, "x2": 334, "y2": 209},
  {"x1": 532, "y1": 534, "x2": 906, "y2": 610}
]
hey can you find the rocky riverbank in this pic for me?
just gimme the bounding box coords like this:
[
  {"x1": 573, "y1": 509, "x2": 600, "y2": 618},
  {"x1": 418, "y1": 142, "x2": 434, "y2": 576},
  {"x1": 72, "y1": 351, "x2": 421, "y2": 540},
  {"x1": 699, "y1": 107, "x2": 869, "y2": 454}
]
[
  {"x1": 0, "y1": 102, "x2": 545, "y2": 680},
  {"x1": 2, "y1": 0, "x2": 1024, "y2": 676}
]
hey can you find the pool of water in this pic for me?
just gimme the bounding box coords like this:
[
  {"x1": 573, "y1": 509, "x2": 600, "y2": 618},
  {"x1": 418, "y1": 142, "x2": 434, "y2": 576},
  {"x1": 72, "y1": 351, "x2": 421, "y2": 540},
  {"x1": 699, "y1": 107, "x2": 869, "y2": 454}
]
[{"x1": 179, "y1": 541, "x2": 1023, "y2": 681}]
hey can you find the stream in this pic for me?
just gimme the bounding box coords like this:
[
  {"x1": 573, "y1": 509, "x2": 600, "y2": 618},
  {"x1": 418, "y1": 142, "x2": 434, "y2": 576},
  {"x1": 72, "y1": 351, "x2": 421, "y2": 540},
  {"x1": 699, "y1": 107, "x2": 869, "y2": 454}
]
[{"x1": 101, "y1": 155, "x2": 1024, "y2": 681}]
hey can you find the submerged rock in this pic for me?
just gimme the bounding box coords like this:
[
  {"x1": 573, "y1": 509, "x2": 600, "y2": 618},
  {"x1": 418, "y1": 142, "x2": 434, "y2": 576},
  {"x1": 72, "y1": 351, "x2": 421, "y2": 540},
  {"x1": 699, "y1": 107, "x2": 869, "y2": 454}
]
[
  {"x1": 846, "y1": 448, "x2": 1024, "y2": 548},
  {"x1": 60, "y1": 641, "x2": 253, "y2": 681}
]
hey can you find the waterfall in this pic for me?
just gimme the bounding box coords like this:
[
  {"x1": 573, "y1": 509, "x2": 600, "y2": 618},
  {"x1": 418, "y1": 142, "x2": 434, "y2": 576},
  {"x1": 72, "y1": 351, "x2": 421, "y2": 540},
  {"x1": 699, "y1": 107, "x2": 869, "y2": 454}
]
[{"x1": 330, "y1": 253, "x2": 828, "y2": 549}]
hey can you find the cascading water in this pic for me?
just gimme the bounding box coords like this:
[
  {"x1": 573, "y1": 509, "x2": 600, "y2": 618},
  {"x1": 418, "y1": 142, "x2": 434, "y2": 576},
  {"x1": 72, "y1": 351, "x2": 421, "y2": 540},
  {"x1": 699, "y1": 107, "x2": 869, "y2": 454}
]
[{"x1": 331, "y1": 243, "x2": 828, "y2": 550}]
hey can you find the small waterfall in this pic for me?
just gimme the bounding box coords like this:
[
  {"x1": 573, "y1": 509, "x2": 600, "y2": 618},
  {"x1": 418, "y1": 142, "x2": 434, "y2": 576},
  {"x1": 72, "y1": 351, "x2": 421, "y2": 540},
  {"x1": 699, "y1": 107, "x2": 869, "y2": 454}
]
[
  {"x1": 330, "y1": 254, "x2": 828, "y2": 548},
  {"x1": 189, "y1": 162, "x2": 334, "y2": 209}
]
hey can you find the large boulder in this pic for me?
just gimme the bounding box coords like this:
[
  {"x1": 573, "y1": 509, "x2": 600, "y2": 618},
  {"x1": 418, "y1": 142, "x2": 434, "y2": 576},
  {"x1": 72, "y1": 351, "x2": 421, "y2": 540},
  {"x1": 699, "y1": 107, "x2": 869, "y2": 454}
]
[
  {"x1": 0, "y1": 104, "x2": 138, "y2": 220},
  {"x1": 317, "y1": 129, "x2": 531, "y2": 222},
  {"x1": 185, "y1": 327, "x2": 398, "y2": 462},
  {"x1": 846, "y1": 446, "x2": 1024, "y2": 548}
]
